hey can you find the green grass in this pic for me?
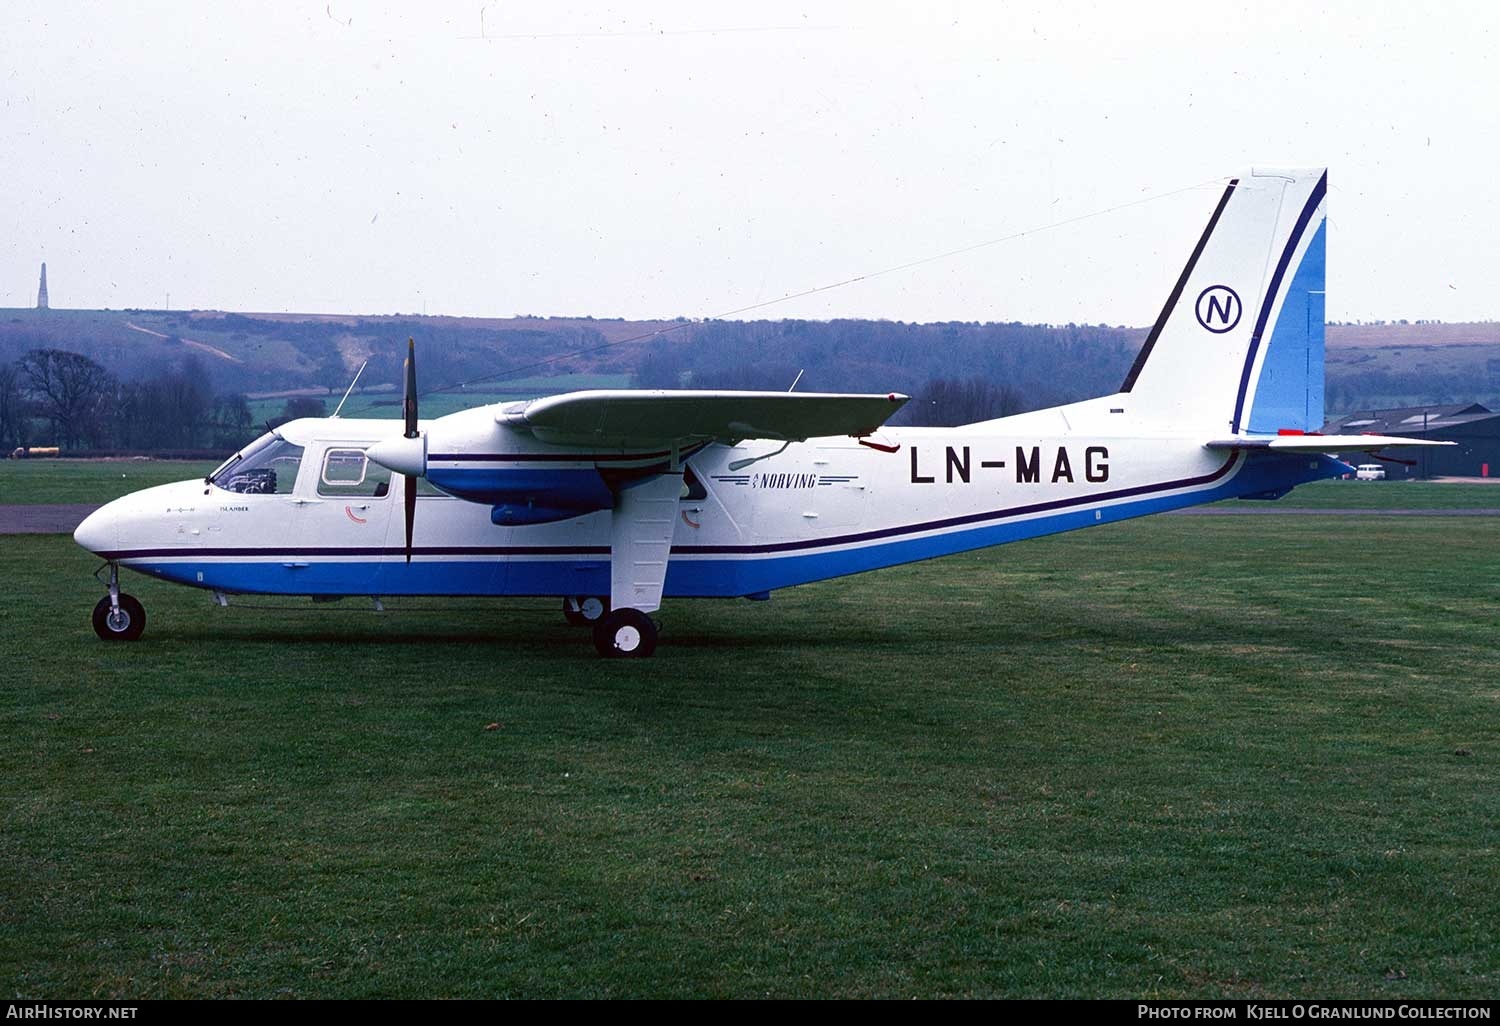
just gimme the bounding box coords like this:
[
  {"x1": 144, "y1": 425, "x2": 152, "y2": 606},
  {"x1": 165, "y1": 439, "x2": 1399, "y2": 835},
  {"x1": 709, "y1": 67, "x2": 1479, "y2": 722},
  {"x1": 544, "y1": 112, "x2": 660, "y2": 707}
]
[
  {"x1": 2, "y1": 515, "x2": 1497, "y2": 998},
  {"x1": 0, "y1": 460, "x2": 222, "y2": 505},
  {"x1": 1222, "y1": 478, "x2": 1500, "y2": 511}
]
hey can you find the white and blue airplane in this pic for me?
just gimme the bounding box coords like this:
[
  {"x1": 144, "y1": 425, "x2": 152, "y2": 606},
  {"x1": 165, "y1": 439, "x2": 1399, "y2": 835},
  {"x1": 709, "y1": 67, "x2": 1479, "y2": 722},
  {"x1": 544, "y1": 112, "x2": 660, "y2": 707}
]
[{"x1": 73, "y1": 166, "x2": 1445, "y2": 656}]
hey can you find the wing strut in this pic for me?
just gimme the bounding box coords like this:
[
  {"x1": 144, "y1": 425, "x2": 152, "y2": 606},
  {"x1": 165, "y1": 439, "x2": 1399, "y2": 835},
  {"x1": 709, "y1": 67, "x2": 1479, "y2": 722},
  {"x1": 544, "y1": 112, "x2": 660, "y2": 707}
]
[
  {"x1": 591, "y1": 471, "x2": 685, "y2": 658},
  {"x1": 610, "y1": 472, "x2": 682, "y2": 616}
]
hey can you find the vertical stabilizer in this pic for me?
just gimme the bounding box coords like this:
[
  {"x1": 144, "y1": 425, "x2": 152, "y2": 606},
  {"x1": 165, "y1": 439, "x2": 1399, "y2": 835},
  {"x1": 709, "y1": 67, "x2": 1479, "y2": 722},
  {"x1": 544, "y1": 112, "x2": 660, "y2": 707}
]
[{"x1": 1120, "y1": 168, "x2": 1327, "y2": 434}]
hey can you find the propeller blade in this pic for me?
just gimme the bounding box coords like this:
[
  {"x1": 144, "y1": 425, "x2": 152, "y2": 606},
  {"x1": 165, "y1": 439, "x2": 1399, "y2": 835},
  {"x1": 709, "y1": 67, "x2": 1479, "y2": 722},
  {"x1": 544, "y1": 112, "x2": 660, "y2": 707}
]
[
  {"x1": 402, "y1": 337, "x2": 418, "y2": 562},
  {"x1": 403, "y1": 473, "x2": 417, "y2": 563},
  {"x1": 402, "y1": 337, "x2": 418, "y2": 438}
]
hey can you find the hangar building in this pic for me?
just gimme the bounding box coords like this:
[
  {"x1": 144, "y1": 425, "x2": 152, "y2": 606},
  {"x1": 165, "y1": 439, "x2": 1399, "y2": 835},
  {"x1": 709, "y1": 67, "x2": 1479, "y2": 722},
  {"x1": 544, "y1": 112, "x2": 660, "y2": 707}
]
[{"x1": 1322, "y1": 403, "x2": 1500, "y2": 479}]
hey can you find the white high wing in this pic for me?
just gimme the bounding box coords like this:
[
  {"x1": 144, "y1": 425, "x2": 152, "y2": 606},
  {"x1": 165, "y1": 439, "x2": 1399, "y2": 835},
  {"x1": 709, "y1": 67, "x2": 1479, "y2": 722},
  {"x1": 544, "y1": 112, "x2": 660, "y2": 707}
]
[{"x1": 74, "y1": 167, "x2": 1448, "y2": 656}]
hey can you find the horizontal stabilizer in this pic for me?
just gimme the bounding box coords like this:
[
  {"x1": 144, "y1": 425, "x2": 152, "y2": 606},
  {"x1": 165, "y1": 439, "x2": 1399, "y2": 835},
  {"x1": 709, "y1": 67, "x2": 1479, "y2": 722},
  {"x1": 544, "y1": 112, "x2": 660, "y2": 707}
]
[
  {"x1": 1205, "y1": 434, "x2": 1456, "y2": 454},
  {"x1": 502, "y1": 389, "x2": 909, "y2": 448}
]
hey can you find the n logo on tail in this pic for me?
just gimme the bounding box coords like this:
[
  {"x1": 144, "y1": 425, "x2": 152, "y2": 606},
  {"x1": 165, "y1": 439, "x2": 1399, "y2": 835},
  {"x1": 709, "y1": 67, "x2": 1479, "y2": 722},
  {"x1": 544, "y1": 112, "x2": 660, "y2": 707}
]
[{"x1": 1195, "y1": 286, "x2": 1242, "y2": 334}]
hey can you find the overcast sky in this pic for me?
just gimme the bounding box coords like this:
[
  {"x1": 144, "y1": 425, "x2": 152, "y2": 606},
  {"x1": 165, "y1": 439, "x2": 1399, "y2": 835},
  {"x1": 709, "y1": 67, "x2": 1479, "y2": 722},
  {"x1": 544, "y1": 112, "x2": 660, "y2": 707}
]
[{"x1": 2, "y1": 1, "x2": 1496, "y2": 326}]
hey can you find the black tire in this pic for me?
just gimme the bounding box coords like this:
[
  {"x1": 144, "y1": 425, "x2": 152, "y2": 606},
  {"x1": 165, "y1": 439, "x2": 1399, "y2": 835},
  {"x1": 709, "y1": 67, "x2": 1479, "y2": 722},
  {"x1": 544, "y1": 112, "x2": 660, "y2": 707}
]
[
  {"x1": 592, "y1": 608, "x2": 657, "y2": 658},
  {"x1": 563, "y1": 595, "x2": 609, "y2": 627},
  {"x1": 92, "y1": 593, "x2": 146, "y2": 642}
]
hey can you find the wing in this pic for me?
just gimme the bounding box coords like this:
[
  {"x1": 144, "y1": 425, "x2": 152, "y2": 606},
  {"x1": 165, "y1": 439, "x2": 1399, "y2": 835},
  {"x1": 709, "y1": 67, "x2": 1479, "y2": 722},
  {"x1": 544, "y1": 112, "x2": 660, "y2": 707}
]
[
  {"x1": 1205, "y1": 433, "x2": 1456, "y2": 454},
  {"x1": 499, "y1": 389, "x2": 910, "y2": 448}
]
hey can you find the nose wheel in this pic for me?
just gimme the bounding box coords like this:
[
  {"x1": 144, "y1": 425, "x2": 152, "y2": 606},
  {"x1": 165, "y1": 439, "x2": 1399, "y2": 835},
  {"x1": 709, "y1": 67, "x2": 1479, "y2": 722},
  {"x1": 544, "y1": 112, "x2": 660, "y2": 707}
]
[{"x1": 92, "y1": 593, "x2": 146, "y2": 641}]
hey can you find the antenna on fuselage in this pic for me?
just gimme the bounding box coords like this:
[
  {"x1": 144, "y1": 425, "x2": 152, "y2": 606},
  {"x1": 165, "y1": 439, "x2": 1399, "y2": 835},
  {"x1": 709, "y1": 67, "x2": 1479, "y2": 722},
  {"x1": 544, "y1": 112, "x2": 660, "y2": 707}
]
[{"x1": 331, "y1": 361, "x2": 369, "y2": 419}]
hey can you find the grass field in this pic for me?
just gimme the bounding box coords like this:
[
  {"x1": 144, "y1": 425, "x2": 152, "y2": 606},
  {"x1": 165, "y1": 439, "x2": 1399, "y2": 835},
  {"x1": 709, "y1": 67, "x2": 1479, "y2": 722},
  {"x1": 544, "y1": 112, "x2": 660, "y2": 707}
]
[
  {"x1": 0, "y1": 460, "x2": 224, "y2": 505},
  {"x1": 3, "y1": 502, "x2": 1497, "y2": 997},
  {"x1": 1222, "y1": 478, "x2": 1500, "y2": 511}
]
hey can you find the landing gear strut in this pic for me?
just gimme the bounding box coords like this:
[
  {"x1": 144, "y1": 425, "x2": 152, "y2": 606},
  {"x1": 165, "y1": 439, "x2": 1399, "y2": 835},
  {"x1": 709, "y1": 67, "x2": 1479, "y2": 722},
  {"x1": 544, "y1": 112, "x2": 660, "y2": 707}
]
[
  {"x1": 92, "y1": 563, "x2": 146, "y2": 641},
  {"x1": 593, "y1": 608, "x2": 658, "y2": 658}
]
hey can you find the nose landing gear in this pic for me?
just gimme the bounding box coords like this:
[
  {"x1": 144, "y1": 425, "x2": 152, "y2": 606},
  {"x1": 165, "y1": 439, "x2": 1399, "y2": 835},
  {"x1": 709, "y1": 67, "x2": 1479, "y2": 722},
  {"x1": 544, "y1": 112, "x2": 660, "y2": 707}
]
[
  {"x1": 92, "y1": 594, "x2": 146, "y2": 641},
  {"x1": 91, "y1": 563, "x2": 146, "y2": 641}
]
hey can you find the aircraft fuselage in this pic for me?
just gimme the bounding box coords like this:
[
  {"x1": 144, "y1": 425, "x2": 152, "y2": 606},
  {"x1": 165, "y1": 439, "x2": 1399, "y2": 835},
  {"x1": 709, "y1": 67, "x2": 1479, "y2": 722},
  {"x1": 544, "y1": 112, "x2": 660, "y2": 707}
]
[{"x1": 75, "y1": 414, "x2": 1341, "y2": 602}]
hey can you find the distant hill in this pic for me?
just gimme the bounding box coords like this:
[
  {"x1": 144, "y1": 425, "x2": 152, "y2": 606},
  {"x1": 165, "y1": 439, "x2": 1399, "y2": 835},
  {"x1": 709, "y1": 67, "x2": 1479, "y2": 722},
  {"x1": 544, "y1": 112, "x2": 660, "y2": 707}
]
[
  {"x1": 2, "y1": 307, "x2": 1496, "y2": 414},
  {"x1": 0, "y1": 307, "x2": 675, "y2": 397},
  {"x1": 0, "y1": 307, "x2": 1141, "y2": 411},
  {"x1": 1327, "y1": 322, "x2": 1500, "y2": 347},
  {"x1": 1325, "y1": 321, "x2": 1500, "y2": 410}
]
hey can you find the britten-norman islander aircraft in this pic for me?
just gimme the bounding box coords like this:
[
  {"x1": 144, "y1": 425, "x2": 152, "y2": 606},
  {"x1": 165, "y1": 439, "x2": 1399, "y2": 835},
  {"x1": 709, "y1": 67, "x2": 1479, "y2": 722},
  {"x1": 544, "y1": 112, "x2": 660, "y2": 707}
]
[{"x1": 74, "y1": 166, "x2": 1448, "y2": 656}]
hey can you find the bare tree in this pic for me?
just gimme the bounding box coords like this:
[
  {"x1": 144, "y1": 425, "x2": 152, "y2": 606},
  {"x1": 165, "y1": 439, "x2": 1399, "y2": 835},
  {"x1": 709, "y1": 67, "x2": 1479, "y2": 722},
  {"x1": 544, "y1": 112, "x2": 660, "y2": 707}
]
[
  {"x1": 268, "y1": 396, "x2": 327, "y2": 429},
  {"x1": 116, "y1": 371, "x2": 213, "y2": 449},
  {"x1": 210, "y1": 393, "x2": 253, "y2": 449},
  {"x1": 18, "y1": 349, "x2": 116, "y2": 449},
  {"x1": 0, "y1": 362, "x2": 28, "y2": 450}
]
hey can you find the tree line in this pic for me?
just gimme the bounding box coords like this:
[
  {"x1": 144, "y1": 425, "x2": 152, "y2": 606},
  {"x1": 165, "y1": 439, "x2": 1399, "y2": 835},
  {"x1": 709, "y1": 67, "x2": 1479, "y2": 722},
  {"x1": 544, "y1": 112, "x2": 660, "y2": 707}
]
[
  {"x1": 1325, "y1": 366, "x2": 1500, "y2": 412},
  {"x1": 631, "y1": 319, "x2": 1138, "y2": 425},
  {"x1": 0, "y1": 349, "x2": 256, "y2": 453},
  {"x1": 9, "y1": 322, "x2": 1483, "y2": 453}
]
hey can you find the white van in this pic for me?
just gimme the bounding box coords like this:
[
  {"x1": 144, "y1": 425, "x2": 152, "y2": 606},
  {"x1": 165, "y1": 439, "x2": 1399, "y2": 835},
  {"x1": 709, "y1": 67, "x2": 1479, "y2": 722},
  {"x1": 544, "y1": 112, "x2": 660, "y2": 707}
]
[{"x1": 1355, "y1": 464, "x2": 1387, "y2": 481}]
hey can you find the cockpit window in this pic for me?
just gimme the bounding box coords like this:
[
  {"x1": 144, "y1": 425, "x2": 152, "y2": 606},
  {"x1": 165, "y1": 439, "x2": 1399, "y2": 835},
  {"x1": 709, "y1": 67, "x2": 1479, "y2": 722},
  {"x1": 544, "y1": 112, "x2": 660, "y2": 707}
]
[
  {"x1": 318, "y1": 448, "x2": 392, "y2": 498},
  {"x1": 211, "y1": 434, "x2": 305, "y2": 494},
  {"x1": 207, "y1": 432, "x2": 273, "y2": 484}
]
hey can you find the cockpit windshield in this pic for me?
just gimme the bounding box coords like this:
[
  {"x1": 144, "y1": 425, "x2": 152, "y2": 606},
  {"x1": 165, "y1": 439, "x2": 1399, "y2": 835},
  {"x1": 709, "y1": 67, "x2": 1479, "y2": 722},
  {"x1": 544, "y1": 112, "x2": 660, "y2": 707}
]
[{"x1": 209, "y1": 433, "x2": 306, "y2": 494}]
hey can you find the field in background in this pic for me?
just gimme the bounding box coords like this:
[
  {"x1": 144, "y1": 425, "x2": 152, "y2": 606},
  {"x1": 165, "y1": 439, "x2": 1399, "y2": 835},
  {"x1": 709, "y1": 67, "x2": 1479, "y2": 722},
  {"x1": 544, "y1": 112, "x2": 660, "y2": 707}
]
[
  {"x1": 0, "y1": 459, "x2": 222, "y2": 505},
  {"x1": 2, "y1": 482, "x2": 1496, "y2": 997},
  {"x1": 1219, "y1": 478, "x2": 1500, "y2": 510}
]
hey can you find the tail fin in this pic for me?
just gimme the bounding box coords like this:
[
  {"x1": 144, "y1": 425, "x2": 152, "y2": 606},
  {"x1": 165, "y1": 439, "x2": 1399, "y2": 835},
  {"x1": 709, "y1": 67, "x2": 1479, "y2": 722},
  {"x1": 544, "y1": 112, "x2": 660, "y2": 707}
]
[{"x1": 1120, "y1": 167, "x2": 1327, "y2": 434}]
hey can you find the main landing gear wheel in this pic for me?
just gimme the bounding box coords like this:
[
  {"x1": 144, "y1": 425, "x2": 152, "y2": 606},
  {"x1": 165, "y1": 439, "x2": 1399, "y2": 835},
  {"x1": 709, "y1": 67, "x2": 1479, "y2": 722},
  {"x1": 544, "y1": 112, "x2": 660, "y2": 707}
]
[
  {"x1": 92, "y1": 593, "x2": 146, "y2": 642},
  {"x1": 592, "y1": 608, "x2": 658, "y2": 658},
  {"x1": 563, "y1": 595, "x2": 609, "y2": 627}
]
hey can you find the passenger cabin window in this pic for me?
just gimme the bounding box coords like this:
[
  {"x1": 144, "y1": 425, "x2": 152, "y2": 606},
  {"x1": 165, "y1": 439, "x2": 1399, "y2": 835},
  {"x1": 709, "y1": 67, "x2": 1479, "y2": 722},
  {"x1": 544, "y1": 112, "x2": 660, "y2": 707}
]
[
  {"x1": 211, "y1": 435, "x2": 305, "y2": 494},
  {"x1": 318, "y1": 448, "x2": 392, "y2": 498}
]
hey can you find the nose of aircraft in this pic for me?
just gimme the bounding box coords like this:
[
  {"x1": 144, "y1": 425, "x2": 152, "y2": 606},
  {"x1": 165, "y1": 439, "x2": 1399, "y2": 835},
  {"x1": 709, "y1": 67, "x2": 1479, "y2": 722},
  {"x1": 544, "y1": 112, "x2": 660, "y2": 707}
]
[{"x1": 73, "y1": 501, "x2": 119, "y2": 555}]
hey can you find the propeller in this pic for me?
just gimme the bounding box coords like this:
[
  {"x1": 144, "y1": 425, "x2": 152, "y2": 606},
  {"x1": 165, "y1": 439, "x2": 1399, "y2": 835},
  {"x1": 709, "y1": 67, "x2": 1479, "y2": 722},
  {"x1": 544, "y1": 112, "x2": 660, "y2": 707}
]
[
  {"x1": 401, "y1": 338, "x2": 418, "y2": 563},
  {"x1": 364, "y1": 338, "x2": 429, "y2": 563}
]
